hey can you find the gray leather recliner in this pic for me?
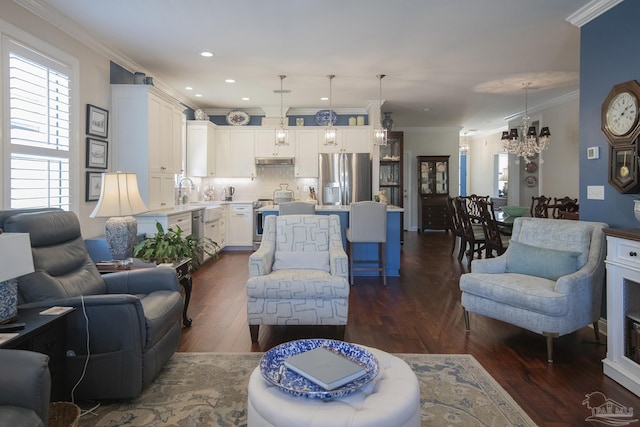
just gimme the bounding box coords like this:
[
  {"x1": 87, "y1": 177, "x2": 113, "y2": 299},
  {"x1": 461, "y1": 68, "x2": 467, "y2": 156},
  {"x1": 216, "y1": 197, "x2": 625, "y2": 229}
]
[
  {"x1": 0, "y1": 349, "x2": 50, "y2": 427},
  {"x1": 1, "y1": 209, "x2": 183, "y2": 400}
]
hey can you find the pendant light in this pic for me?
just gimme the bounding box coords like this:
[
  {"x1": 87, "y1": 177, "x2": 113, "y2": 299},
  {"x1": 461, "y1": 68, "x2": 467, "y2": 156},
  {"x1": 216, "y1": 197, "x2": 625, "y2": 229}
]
[
  {"x1": 275, "y1": 75, "x2": 289, "y2": 146},
  {"x1": 374, "y1": 74, "x2": 388, "y2": 146},
  {"x1": 324, "y1": 74, "x2": 337, "y2": 146}
]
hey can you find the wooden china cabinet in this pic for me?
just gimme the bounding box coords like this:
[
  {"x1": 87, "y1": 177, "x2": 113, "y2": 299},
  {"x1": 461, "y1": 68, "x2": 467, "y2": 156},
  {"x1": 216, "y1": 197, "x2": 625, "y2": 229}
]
[{"x1": 417, "y1": 155, "x2": 450, "y2": 232}]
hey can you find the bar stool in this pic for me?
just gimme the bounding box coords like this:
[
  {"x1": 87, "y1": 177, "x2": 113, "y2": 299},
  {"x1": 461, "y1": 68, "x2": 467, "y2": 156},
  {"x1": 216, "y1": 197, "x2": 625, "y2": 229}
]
[
  {"x1": 345, "y1": 201, "x2": 387, "y2": 285},
  {"x1": 278, "y1": 201, "x2": 316, "y2": 215}
]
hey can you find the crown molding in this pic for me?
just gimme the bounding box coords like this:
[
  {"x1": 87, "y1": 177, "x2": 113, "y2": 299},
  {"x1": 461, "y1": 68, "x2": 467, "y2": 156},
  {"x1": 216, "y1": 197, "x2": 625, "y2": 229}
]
[
  {"x1": 12, "y1": 0, "x2": 199, "y2": 110},
  {"x1": 566, "y1": 0, "x2": 623, "y2": 27},
  {"x1": 503, "y1": 90, "x2": 579, "y2": 121}
]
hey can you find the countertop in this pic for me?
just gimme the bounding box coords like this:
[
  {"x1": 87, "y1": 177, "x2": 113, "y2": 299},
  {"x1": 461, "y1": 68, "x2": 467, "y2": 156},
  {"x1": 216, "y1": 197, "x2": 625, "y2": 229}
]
[
  {"x1": 257, "y1": 204, "x2": 404, "y2": 212},
  {"x1": 137, "y1": 200, "x2": 254, "y2": 216},
  {"x1": 137, "y1": 201, "x2": 404, "y2": 216}
]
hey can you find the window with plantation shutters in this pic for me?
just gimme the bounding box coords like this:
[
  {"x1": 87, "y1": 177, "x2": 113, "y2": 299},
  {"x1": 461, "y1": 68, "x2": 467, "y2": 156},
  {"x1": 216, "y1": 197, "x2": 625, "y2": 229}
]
[{"x1": 8, "y1": 40, "x2": 71, "y2": 210}]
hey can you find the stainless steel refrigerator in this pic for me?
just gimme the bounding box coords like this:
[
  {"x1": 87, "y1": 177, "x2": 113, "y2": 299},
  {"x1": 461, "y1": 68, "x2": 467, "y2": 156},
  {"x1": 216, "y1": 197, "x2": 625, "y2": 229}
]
[{"x1": 319, "y1": 153, "x2": 372, "y2": 205}]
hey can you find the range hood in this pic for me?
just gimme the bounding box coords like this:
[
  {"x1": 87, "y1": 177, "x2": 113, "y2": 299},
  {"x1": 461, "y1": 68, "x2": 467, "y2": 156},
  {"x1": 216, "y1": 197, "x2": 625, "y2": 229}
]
[{"x1": 255, "y1": 157, "x2": 295, "y2": 166}]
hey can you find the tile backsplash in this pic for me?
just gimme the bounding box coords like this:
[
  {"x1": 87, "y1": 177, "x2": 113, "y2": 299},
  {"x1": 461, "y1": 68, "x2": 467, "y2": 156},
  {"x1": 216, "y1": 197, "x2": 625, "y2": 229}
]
[{"x1": 187, "y1": 165, "x2": 318, "y2": 202}]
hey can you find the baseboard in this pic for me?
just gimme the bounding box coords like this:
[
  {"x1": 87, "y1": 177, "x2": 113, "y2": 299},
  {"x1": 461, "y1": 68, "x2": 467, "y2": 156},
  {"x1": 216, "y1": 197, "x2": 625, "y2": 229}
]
[{"x1": 589, "y1": 317, "x2": 607, "y2": 337}]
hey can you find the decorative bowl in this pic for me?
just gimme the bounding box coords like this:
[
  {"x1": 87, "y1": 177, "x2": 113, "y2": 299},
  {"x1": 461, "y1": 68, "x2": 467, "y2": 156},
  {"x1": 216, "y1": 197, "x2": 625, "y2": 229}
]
[{"x1": 502, "y1": 206, "x2": 528, "y2": 217}]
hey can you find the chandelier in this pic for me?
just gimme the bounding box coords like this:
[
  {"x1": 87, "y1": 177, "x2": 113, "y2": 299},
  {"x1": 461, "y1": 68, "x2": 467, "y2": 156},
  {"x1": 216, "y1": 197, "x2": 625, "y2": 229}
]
[
  {"x1": 374, "y1": 74, "x2": 388, "y2": 146},
  {"x1": 324, "y1": 74, "x2": 337, "y2": 146},
  {"x1": 501, "y1": 83, "x2": 551, "y2": 163},
  {"x1": 275, "y1": 75, "x2": 289, "y2": 146}
]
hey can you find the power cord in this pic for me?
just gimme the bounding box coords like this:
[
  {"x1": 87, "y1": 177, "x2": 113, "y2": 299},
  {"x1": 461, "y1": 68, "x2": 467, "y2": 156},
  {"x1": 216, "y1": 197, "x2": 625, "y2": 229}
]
[{"x1": 70, "y1": 294, "x2": 91, "y2": 409}]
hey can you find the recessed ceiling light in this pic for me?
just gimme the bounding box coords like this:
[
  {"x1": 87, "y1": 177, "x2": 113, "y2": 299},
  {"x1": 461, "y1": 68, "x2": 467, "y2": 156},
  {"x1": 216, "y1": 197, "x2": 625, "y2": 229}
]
[
  {"x1": 185, "y1": 86, "x2": 193, "y2": 91},
  {"x1": 200, "y1": 51, "x2": 213, "y2": 57},
  {"x1": 242, "y1": 97, "x2": 250, "y2": 101},
  {"x1": 423, "y1": 108, "x2": 431, "y2": 112},
  {"x1": 195, "y1": 94, "x2": 202, "y2": 97},
  {"x1": 321, "y1": 97, "x2": 329, "y2": 101},
  {"x1": 225, "y1": 79, "x2": 236, "y2": 83}
]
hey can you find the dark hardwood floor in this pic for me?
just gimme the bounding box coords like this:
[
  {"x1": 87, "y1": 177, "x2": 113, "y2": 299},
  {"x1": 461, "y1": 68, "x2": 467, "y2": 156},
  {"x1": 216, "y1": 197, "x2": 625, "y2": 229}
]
[{"x1": 178, "y1": 230, "x2": 640, "y2": 425}]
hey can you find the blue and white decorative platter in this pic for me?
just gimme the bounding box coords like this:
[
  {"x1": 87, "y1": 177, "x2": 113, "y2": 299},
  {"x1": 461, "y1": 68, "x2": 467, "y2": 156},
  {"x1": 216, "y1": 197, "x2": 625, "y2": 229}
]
[
  {"x1": 314, "y1": 109, "x2": 338, "y2": 126},
  {"x1": 260, "y1": 339, "x2": 379, "y2": 400}
]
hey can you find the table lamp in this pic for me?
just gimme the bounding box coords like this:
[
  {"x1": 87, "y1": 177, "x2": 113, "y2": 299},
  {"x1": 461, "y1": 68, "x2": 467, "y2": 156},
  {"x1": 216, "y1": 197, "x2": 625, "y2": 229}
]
[
  {"x1": 90, "y1": 172, "x2": 149, "y2": 262},
  {"x1": 0, "y1": 232, "x2": 35, "y2": 324}
]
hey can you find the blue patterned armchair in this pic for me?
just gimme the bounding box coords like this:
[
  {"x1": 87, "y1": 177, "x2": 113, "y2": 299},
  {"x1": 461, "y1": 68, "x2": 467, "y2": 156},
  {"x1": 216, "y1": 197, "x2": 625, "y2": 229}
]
[
  {"x1": 247, "y1": 214, "x2": 349, "y2": 342},
  {"x1": 459, "y1": 217, "x2": 607, "y2": 362}
]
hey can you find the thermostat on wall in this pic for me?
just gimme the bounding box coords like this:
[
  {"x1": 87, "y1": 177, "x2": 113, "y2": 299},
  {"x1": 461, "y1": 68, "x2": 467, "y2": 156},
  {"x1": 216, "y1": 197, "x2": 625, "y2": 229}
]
[{"x1": 587, "y1": 147, "x2": 600, "y2": 160}]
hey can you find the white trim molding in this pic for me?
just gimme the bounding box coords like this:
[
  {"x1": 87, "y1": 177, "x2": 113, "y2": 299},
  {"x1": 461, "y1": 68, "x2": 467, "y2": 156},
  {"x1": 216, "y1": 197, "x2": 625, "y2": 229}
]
[{"x1": 567, "y1": 0, "x2": 624, "y2": 27}]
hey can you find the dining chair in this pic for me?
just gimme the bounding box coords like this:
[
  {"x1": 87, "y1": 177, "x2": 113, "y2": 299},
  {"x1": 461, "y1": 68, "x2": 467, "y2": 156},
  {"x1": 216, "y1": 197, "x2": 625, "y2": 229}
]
[
  {"x1": 530, "y1": 195, "x2": 552, "y2": 218},
  {"x1": 477, "y1": 199, "x2": 509, "y2": 258},
  {"x1": 446, "y1": 196, "x2": 466, "y2": 262},
  {"x1": 551, "y1": 197, "x2": 579, "y2": 220},
  {"x1": 454, "y1": 197, "x2": 486, "y2": 270}
]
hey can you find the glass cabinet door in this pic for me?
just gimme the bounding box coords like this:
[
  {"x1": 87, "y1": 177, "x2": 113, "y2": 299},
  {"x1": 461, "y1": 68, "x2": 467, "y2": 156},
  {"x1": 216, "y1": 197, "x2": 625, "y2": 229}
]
[
  {"x1": 378, "y1": 132, "x2": 403, "y2": 206},
  {"x1": 435, "y1": 161, "x2": 448, "y2": 194},
  {"x1": 420, "y1": 160, "x2": 433, "y2": 195}
]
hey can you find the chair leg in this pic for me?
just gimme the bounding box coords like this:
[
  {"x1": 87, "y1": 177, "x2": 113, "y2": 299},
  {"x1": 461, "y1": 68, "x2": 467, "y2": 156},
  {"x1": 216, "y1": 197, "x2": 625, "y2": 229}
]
[
  {"x1": 380, "y1": 242, "x2": 387, "y2": 286},
  {"x1": 546, "y1": 335, "x2": 554, "y2": 363},
  {"x1": 463, "y1": 308, "x2": 470, "y2": 331},
  {"x1": 347, "y1": 240, "x2": 354, "y2": 285},
  {"x1": 593, "y1": 321, "x2": 601, "y2": 343},
  {"x1": 458, "y1": 238, "x2": 466, "y2": 262},
  {"x1": 249, "y1": 325, "x2": 259, "y2": 343}
]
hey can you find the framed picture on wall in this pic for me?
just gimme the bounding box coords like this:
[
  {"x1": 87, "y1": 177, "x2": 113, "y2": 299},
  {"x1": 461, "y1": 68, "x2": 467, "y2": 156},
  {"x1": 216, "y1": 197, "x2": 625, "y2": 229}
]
[
  {"x1": 86, "y1": 104, "x2": 109, "y2": 138},
  {"x1": 86, "y1": 138, "x2": 108, "y2": 169},
  {"x1": 86, "y1": 171, "x2": 103, "y2": 202}
]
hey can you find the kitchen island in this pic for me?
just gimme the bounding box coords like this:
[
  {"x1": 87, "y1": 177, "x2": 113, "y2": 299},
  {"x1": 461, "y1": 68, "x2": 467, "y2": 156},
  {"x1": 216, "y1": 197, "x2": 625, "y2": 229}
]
[{"x1": 258, "y1": 204, "x2": 403, "y2": 277}]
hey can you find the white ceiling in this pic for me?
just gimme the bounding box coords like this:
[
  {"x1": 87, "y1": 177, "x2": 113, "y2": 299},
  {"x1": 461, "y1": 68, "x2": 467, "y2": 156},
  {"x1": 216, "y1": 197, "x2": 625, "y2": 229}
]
[{"x1": 27, "y1": 0, "x2": 607, "y2": 134}]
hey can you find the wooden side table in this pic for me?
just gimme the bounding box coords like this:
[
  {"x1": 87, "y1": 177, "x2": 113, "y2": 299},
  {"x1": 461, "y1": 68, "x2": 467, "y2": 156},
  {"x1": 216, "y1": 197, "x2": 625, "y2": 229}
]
[
  {"x1": 0, "y1": 307, "x2": 73, "y2": 401},
  {"x1": 96, "y1": 258, "x2": 194, "y2": 327}
]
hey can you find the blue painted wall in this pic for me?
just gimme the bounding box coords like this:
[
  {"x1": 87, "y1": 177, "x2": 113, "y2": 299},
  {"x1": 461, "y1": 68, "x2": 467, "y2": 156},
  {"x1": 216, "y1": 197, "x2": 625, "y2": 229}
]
[{"x1": 580, "y1": 1, "x2": 640, "y2": 227}]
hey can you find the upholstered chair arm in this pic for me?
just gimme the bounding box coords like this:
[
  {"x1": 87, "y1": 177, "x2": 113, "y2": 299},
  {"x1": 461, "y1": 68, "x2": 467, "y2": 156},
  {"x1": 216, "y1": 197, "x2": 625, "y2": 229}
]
[
  {"x1": 103, "y1": 267, "x2": 180, "y2": 294},
  {"x1": 330, "y1": 242, "x2": 349, "y2": 278},
  {"x1": 0, "y1": 349, "x2": 51, "y2": 422},
  {"x1": 20, "y1": 294, "x2": 146, "y2": 355},
  {"x1": 468, "y1": 255, "x2": 507, "y2": 274},
  {"x1": 249, "y1": 240, "x2": 275, "y2": 277}
]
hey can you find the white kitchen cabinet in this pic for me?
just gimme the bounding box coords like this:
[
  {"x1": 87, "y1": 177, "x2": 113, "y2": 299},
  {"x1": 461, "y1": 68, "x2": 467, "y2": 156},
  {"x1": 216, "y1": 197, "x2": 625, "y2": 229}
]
[
  {"x1": 317, "y1": 126, "x2": 372, "y2": 153},
  {"x1": 149, "y1": 173, "x2": 177, "y2": 209},
  {"x1": 137, "y1": 211, "x2": 193, "y2": 238},
  {"x1": 187, "y1": 120, "x2": 217, "y2": 177},
  {"x1": 293, "y1": 129, "x2": 320, "y2": 177},
  {"x1": 111, "y1": 84, "x2": 184, "y2": 209},
  {"x1": 603, "y1": 229, "x2": 640, "y2": 397},
  {"x1": 226, "y1": 203, "x2": 252, "y2": 246},
  {"x1": 216, "y1": 129, "x2": 256, "y2": 178},
  {"x1": 255, "y1": 128, "x2": 295, "y2": 158}
]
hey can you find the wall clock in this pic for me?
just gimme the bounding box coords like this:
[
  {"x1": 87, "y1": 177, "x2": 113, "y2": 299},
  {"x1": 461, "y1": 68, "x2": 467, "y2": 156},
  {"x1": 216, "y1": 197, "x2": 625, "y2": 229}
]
[
  {"x1": 609, "y1": 143, "x2": 640, "y2": 193},
  {"x1": 602, "y1": 80, "x2": 640, "y2": 145},
  {"x1": 226, "y1": 110, "x2": 250, "y2": 126}
]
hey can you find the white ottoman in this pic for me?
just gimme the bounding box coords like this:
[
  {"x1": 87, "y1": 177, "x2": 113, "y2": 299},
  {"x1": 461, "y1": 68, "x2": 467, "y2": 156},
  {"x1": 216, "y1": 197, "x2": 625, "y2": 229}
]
[{"x1": 247, "y1": 346, "x2": 420, "y2": 427}]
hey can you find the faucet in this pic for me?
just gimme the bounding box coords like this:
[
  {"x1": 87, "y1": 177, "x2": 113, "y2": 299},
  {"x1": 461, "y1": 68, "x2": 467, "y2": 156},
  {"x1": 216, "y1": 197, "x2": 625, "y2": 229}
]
[{"x1": 177, "y1": 177, "x2": 195, "y2": 204}]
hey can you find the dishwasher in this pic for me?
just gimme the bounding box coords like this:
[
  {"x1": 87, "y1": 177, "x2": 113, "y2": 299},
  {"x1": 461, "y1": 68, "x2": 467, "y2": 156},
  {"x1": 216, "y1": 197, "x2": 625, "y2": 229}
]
[{"x1": 191, "y1": 209, "x2": 204, "y2": 239}]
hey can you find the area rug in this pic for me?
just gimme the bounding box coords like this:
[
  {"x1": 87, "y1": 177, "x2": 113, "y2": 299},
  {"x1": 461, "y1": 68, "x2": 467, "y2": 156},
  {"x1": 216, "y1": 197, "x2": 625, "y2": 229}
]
[{"x1": 78, "y1": 352, "x2": 536, "y2": 426}]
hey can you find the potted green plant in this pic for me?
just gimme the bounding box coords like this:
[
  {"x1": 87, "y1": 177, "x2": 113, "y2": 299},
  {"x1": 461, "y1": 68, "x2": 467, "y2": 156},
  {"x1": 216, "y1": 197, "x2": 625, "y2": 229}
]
[{"x1": 133, "y1": 221, "x2": 219, "y2": 270}]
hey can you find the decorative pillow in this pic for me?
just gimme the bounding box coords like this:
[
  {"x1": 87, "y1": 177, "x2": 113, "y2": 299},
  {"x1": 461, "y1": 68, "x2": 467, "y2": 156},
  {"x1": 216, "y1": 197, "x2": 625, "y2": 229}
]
[
  {"x1": 272, "y1": 251, "x2": 330, "y2": 272},
  {"x1": 505, "y1": 240, "x2": 581, "y2": 280}
]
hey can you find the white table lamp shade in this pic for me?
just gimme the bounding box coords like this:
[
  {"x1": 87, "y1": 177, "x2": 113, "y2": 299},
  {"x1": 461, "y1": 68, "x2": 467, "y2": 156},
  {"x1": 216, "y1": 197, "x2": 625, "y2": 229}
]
[
  {"x1": 89, "y1": 172, "x2": 149, "y2": 261},
  {"x1": 90, "y1": 173, "x2": 148, "y2": 218},
  {"x1": 0, "y1": 233, "x2": 35, "y2": 323}
]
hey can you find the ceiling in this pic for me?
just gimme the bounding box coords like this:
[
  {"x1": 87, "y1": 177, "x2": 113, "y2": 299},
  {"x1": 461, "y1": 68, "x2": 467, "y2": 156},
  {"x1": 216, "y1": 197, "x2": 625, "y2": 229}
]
[{"x1": 28, "y1": 0, "x2": 602, "y2": 134}]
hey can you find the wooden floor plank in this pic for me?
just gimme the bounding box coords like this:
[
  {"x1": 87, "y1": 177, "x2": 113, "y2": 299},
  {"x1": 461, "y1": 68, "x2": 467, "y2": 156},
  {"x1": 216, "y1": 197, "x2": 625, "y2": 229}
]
[{"x1": 178, "y1": 230, "x2": 640, "y2": 425}]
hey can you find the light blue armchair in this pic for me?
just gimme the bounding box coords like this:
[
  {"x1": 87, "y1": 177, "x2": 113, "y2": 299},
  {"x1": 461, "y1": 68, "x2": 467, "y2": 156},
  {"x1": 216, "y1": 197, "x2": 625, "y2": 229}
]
[
  {"x1": 247, "y1": 214, "x2": 349, "y2": 343},
  {"x1": 459, "y1": 217, "x2": 608, "y2": 362}
]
